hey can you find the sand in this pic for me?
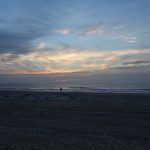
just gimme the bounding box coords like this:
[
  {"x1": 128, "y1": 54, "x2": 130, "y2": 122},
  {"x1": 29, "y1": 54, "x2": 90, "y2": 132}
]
[{"x1": 0, "y1": 91, "x2": 150, "y2": 150}]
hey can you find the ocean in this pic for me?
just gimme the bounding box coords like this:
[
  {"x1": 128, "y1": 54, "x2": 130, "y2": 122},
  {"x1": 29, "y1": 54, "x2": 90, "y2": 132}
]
[
  {"x1": 0, "y1": 83, "x2": 150, "y2": 93},
  {"x1": 0, "y1": 74, "x2": 150, "y2": 93}
]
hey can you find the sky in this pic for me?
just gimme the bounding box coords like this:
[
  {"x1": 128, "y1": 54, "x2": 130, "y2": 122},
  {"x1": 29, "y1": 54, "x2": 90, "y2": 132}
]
[{"x1": 0, "y1": 0, "x2": 150, "y2": 86}]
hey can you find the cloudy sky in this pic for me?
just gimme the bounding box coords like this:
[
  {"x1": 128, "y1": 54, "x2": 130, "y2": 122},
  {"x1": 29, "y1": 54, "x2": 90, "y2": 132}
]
[{"x1": 0, "y1": 0, "x2": 150, "y2": 76}]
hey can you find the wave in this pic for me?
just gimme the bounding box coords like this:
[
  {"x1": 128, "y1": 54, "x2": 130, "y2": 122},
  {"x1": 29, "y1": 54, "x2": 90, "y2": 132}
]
[{"x1": 0, "y1": 85, "x2": 150, "y2": 93}]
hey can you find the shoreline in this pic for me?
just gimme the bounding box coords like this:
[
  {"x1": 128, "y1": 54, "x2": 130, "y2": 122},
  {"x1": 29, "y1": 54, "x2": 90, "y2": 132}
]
[{"x1": 0, "y1": 89, "x2": 150, "y2": 94}]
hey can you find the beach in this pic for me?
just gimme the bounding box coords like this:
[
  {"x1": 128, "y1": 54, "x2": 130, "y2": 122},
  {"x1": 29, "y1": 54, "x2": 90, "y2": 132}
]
[{"x1": 0, "y1": 91, "x2": 150, "y2": 149}]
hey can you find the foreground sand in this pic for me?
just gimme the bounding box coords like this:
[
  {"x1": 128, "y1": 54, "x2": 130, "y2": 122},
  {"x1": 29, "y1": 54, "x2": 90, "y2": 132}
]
[{"x1": 0, "y1": 91, "x2": 150, "y2": 150}]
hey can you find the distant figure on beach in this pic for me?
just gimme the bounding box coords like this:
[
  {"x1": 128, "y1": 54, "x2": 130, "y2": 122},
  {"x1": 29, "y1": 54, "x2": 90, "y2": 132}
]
[{"x1": 60, "y1": 88, "x2": 62, "y2": 93}]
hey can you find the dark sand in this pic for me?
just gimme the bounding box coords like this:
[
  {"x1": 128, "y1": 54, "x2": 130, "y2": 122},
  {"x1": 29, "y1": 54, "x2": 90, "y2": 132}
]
[{"x1": 0, "y1": 91, "x2": 150, "y2": 150}]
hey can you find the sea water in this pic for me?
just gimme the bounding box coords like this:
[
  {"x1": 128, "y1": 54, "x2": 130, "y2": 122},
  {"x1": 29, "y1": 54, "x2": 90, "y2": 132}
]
[{"x1": 0, "y1": 74, "x2": 150, "y2": 93}]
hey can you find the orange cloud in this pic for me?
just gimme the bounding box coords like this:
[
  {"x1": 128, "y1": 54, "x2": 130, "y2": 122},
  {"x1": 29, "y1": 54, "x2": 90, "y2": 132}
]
[{"x1": 0, "y1": 47, "x2": 150, "y2": 74}]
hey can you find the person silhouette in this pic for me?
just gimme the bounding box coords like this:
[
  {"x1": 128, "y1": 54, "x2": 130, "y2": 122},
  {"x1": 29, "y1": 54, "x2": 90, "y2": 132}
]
[{"x1": 60, "y1": 88, "x2": 62, "y2": 93}]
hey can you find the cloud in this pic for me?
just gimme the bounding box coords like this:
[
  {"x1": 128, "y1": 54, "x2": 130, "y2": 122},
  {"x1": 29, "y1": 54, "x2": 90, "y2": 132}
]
[
  {"x1": 0, "y1": 10, "x2": 55, "y2": 54},
  {"x1": 0, "y1": 53, "x2": 19, "y2": 62},
  {"x1": 117, "y1": 35, "x2": 137, "y2": 43},
  {"x1": 79, "y1": 24, "x2": 104, "y2": 37},
  {"x1": 79, "y1": 23, "x2": 137, "y2": 43},
  {"x1": 0, "y1": 20, "x2": 49, "y2": 54},
  {"x1": 53, "y1": 29, "x2": 72, "y2": 35},
  {"x1": 0, "y1": 29, "x2": 35, "y2": 54},
  {"x1": 0, "y1": 44, "x2": 150, "y2": 74},
  {"x1": 103, "y1": 34, "x2": 137, "y2": 43},
  {"x1": 109, "y1": 65, "x2": 150, "y2": 74},
  {"x1": 123, "y1": 60, "x2": 150, "y2": 65}
]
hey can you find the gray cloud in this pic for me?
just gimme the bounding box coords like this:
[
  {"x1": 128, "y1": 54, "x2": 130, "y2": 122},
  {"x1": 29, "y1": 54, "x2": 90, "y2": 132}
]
[
  {"x1": 123, "y1": 60, "x2": 150, "y2": 65},
  {"x1": 0, "y1": 16, "x2": 52, "y2": 54},
  {"x1": 110, "y1": 64, "x2": 150, "y2": 74},
  {"x1": 0, "y1": 30, "x2": 33, "y2": 54},
  {"x1": 79, "y1": 24, "x2": 104, "y2": 37},
  {"x1": 0, "y1": 54, "x2": 19, "y2": 62},
  {"x1": 0, "y1": 0, "x2": 60, "y2": 55},
  {"x1": 0, "y1": 0, "x2": 74, "y2": 55}
]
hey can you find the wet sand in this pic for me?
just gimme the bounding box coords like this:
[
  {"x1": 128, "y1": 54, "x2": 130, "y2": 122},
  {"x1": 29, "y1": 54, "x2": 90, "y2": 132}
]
[{"x1": 0, "y1": 91, "x2": 150, "y2": 149}]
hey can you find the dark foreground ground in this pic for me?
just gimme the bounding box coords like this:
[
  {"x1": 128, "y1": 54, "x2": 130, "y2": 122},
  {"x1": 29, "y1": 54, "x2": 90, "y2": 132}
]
[{"x1": 0, "y1": 91, "x2": 150, "y2": 150}]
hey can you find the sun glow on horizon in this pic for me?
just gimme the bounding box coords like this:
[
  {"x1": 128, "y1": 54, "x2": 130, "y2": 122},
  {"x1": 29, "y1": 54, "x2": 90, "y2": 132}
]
[{"x1": 0, "y1": 47, "x2": 150, "y2": 74}]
